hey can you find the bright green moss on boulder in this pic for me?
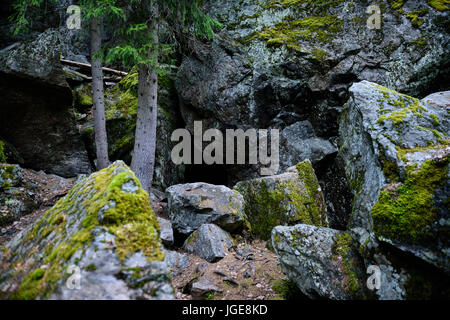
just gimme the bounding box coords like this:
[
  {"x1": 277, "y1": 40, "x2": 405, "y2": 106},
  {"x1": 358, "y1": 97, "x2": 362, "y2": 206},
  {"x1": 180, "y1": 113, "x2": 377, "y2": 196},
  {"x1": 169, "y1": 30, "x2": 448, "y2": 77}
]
[
  {"x1": 372, "y1": 157, "x2": 449, "y2": 244},
  {"x1": 0, "y1": 141, "x2": 6, "y2": 163},
  {"x1": 235, "y1": 160, "x2": 327, "y2": 240},
  {"x1": 1, "y1": 161, "x2": 164, "y2": 300}
]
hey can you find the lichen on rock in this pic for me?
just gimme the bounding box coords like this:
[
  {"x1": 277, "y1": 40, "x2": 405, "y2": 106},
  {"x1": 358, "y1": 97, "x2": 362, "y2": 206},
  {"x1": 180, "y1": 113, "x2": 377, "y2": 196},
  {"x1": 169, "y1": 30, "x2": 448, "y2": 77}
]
[
  {"x1": 0, "y1": 161, "x2": 173, "y2": 300},
  {"x1": 234, "y1": 160, "x2": 328, "y2": 240}
]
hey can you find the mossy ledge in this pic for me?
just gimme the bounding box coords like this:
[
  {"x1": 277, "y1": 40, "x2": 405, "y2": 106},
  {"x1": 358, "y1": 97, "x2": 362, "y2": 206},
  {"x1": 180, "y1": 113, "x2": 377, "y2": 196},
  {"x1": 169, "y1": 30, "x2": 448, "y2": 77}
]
[
  {"x1": 372, "y1": 156, "x2": 449, "y2": 244},
  {"x1": 1, "y1": 161, "x2": 163, "y2": 300}
]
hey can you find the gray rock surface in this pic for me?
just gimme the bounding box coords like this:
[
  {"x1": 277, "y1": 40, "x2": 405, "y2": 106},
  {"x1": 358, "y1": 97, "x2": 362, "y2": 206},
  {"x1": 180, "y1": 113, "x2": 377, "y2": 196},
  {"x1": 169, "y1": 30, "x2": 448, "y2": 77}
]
[
  {"x1": 279, "y1": 120, "x2": 337, "y2": 170},
  {"x1": 191, "y1": 278, "x2": 222, "y2": 299},
  {"x1": 0, "y1": 29, "x2": 91, "y2": 177},
  {"x1": 422, "y1": 91, "x2": 450, "y2": 108},
  {"x1": 157, "y1": 217, "x2": 174, "y2": 247},
  {"x1": 272, "y1": 224, "x2": 370, "y2": 300},
  {"x1": 339, "y1": 81, "x2": 449, "y2": 272},
  {"x1": 0, "y1": 164, "x2": 39, "y2": 226},
  {"x1": 183, "y1": 224, "x2": 235, "y2": 263},
  {"x1": 163, "y1": 250, "x2": 191, "y2": 276},
  {"x1": 167, "y1": 183, "x2": 246, "y2": 235}
]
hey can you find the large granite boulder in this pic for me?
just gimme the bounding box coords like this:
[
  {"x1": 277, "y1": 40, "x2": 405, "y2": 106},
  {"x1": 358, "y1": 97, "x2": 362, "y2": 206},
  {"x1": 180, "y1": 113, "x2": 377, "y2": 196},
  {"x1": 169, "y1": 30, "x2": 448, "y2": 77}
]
[
  {"x1": 0, "y1": 29, "x2": 91, "y2": 177},
  {"x1": 339, "y1": 81, "x2": 449, "y2": 270},
  {"x1": 339, "y1": 81, "x2": 449, "y2": 299},
  {"x1": 166, "y1": 182, "x2": 246, "y2": 235},
  {"x1": 0, "y1": 161, "x2": 174, "y2": 300},
  {"x1": 234, "y1": 160, "x2": 328, "y2": 239},
  {"x1": 272, "y1": 224, "x2": 370, "y2": 300}
]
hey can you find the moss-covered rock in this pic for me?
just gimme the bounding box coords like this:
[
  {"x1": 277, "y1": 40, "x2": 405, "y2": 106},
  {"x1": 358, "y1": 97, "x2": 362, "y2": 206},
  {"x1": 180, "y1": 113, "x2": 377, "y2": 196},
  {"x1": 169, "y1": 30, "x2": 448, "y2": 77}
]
[
  {"x1": 0, "y1": 161, "x2": 174, "y2": 300},
  {"x1": 339, "y1": 81, "x2": 450, "y2": 297},
  {"x1": 234, "y1": 160, "x2": 328, "y2": 240}
]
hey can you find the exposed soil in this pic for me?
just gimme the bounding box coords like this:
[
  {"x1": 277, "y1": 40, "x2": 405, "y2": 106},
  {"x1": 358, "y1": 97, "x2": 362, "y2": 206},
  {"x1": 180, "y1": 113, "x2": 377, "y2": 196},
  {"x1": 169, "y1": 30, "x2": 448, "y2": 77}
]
[{"x1": 171, "y1": 237, "x2": 289, "y2": 300}]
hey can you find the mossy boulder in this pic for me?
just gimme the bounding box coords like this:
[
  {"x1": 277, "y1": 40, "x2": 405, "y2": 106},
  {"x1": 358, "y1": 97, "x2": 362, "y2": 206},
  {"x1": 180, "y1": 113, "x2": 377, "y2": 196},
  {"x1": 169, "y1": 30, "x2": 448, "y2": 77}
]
[
  {"x1": 81, "y1": 70, "x2": 184, "y2": 190},
  {"x1": 234, "y1": 160, "x2": 328, "y2": 240},
  {"x1": 339, "y1": 81, "x2": 449, "y2": 299},
  {"x1": 0, "y1": 161, "x2": 174, "y2": 300},
  {"x1": 0, "y1": 164, "x2": 39, "y2": 226},
  {"x1": 339, "y1": 81, "x2": 449, "y2": 272},
  {"x1": 271, "y1": 224, "x2": 370, "y2": 300}
]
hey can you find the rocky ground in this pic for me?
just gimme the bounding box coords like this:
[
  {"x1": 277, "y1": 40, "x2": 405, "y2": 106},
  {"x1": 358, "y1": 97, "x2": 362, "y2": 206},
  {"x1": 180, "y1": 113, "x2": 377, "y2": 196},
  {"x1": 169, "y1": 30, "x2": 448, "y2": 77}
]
[{"x1": 0, "y1": 0, "x2": 449, "y2": 300}]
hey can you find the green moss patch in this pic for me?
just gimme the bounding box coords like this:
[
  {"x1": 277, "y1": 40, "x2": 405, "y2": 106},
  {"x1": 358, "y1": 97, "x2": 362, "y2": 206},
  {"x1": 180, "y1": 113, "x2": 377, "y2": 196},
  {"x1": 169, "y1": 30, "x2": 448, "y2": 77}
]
[
  {"x1": 372, "y1": 157, "x2": 449, "y2": 244},
  {"x1": 0, "y1": 141, "x2": 6, "y2": 163},
  {"x1": 8, "y1": 161, "x2": 163, "y2": 300},
  {"x1": 331, "y1": 233, "x2": 362, "y2": 295},
  {"x1": 236, "y1": 161, "x2": 327, "y2": 240}
]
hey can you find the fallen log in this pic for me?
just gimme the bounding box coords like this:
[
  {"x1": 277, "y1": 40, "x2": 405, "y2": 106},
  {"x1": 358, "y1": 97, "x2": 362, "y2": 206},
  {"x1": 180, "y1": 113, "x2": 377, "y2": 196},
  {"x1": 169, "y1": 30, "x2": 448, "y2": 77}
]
[{"x1": 60, "y1": 58, "x2": 128, "y2": 77}]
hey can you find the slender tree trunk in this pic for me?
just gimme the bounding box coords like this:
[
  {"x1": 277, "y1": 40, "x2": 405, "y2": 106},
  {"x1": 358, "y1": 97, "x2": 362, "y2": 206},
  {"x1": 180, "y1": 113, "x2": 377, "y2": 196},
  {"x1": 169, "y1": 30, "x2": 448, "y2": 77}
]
[
  {"x1": 90, "y1": 17, "x2": 109, "y2": 170},
  {"x1": 131, "y1": 6, "x2": 159, "y2": 193}
]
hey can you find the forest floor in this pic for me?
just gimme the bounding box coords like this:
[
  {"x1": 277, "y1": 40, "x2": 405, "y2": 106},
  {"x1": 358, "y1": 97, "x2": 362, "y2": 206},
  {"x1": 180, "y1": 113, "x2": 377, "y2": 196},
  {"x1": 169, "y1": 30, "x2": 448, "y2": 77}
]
[{"x1": 0, "y1": 171, "x2": 295, "y2": 300}]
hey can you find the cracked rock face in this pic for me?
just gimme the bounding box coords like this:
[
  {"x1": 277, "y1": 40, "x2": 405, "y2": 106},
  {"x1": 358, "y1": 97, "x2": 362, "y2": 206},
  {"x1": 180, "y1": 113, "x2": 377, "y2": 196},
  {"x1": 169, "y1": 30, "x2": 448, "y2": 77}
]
[{"x1": 338, "y1": 81, "x2": 449, "y2": 299}]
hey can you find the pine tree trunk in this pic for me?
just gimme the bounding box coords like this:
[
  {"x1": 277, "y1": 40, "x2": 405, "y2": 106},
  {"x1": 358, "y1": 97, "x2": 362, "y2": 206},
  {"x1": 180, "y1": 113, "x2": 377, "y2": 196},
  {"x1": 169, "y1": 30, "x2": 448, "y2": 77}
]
[
  {"x1": 131, "y1": 12, "x2": 159, "y2": 192},
  {"x1": 90, "y1": 17, "x2": 109, "y2": 170}
]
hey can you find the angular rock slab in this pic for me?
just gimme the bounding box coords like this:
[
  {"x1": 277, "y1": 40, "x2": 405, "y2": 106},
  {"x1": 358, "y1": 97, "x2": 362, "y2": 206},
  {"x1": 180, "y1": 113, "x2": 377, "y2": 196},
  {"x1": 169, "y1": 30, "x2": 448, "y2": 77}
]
[
  {"x1": 183, "y1": 224, "x2": 235, "y2": 263},
  {"x1": 272, "y1": 224, "x2": 370, "y2": 300},
  {"x1": 234, "y1": 160, "x2": 328, "y2": 239},
  {"x1": 167, "y1": 182, "x2": 246, "y2": 235},
  {"x1": 157, "y1": 217, "x2": 174, "y2": 247},
  {"x1": 0, "y1": 161, "x2": 173, "y2": 300},
  {"x1": 339, "y1": 81, "x2": 449, "y2": 272},
  {"x1": 279, "y1": 120, "x2": 337, "y2": 170}
]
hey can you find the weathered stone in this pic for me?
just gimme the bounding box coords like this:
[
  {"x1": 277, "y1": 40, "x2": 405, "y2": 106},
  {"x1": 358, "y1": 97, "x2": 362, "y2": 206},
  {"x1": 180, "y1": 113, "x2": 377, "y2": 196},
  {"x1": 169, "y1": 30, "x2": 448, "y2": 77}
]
[
  {"x1": 422, "y1": 91, "x2": 450, "y2": 108},
  {"x1": 279, "y1": 120, "x2": 337, "y2": 170},
  {"x1": 167, "y1": 182, "x2": 246, "y2": 235},
  {"x1": 0, "y1": 161, "x2": 174, "y2": 300},
  {"x1": 234, "y1": 160, "x2": 328, "y2": 240},
  {"x1": 163, "y1": 249, "x2": 190, "y2": 276},
  {"x1": 183, "y1": 224, "x2": 235, "y2": 263},
  {"x1": 272, "y1": 224, "x2": 370, "y2": 300},
  {"x1": 0, "y1": 29, "x2": 92, "y2": 177},
  {"x1": 157, "y1": 217, "x2": 174, "y2": 247},
  {"x1": 0, "y1": 164, "x2": 39, "y2": 226},
  {"x1": 339, "y1": 81, "x2": 449, "y2": 273}
]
